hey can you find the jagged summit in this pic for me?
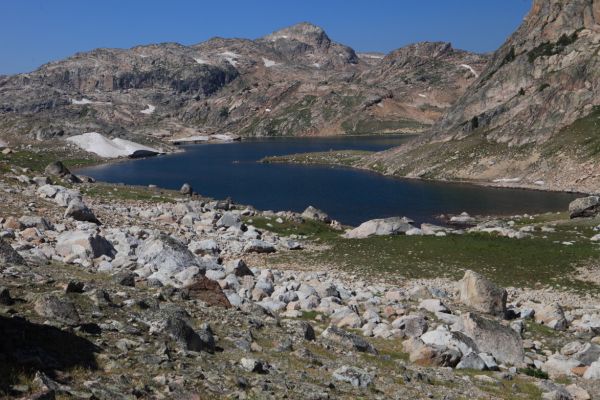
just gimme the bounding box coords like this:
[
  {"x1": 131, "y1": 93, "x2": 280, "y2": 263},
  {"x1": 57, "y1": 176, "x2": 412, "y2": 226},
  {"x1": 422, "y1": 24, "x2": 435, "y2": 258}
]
[{"x1": 262, "y1": 22, "x2": 330, "y2": 47}]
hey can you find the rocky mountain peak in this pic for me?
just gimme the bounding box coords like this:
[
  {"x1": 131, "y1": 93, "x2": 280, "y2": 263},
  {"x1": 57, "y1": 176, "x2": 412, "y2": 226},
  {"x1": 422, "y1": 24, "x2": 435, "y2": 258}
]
[{"x1": 262, "y1": 22, "x2": 331, "y2": 47}]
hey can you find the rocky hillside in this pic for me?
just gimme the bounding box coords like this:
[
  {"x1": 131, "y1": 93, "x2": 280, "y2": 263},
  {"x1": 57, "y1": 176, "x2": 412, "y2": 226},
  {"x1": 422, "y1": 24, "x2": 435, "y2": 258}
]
[
  {"x1": 1, "y1": 154, "x2": 600, "y2": 398},
  {"x1": 365, "y1": 0, "x2": 600, "y2": 193},
  {"x1": 0, "y1": 23, "x2": 486, "y2": 146}
]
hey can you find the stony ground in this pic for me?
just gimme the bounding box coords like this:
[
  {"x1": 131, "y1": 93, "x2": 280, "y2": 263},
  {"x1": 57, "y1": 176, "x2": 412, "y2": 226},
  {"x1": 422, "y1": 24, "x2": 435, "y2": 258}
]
[{"x1": 1, "y1": 150, "x2": 600, "y2": 399}]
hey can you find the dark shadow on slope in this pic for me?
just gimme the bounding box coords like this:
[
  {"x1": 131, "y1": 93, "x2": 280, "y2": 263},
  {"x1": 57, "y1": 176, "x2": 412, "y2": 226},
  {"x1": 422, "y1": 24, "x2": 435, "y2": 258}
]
[{"x1": 0, "y1": 315, "x2": 100, "y2": 394}]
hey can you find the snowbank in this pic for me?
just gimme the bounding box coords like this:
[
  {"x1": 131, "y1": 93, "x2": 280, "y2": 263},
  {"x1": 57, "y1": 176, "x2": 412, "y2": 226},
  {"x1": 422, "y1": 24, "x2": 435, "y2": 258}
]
[
  {"x1": 71, "y1": 98, "x2": 93, "y2": 105},
  {"x1": 140, "y1": 104, "x2": 156, "y2": 115},
  {"x1": 262, "y1": 58, "x2": 277, "y2": 67},
  {"x1": 66, "y1": 132, "x2": 159, "y2": 158},
  {"x1": 460, "y1": 64, "x2": 479, "y2": 78},
  {"x1": 492, "y1": 178, "x2": 521, "y2": 183},
  {"x1": 220, "y1": 51, "x2": 239, "y2": 66}
]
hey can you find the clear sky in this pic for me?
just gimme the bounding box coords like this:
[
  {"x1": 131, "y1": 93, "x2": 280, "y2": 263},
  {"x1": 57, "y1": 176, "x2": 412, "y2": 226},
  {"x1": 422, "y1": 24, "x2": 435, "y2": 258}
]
[{"x1": 0, "y1": 0, "x2": 532, "y2": 75}]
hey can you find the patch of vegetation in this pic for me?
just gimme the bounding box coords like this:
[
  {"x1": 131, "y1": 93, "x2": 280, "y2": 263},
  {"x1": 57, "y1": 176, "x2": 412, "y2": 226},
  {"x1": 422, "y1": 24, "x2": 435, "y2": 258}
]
[
  {"x1": 528, "y1": 32, "x2": 579, "y2": 63},
  {"x1": 218, "y1": 106, "x2": 229, "y2": 119},
  {"x1": 261, "y1": 150, "x2": 373, "y2": 167},
  {"x1": 542, "y1": 105, "x2": 600, "y2": 159},
  {"x1": 0, "y1": 150, "x2": 98, "y2": 174},
  {"x1": 501, "y1": 46, "x2": 516, "y2": 67},
  {"x1": 255, "y1": 217, "x2": 600, "y2": 292},
  {"x1": 519, "y1": 367, "x2": 549, "y2": 380},
  {"x1": 341, "y1": 118, "x2": 428, "y2": 135},
  {"x1": 81, "y1": 183, "x2": 176, "y2": 203},
  {"x1": 538, "y1": 83, "x2": 550, "y2": 92}
]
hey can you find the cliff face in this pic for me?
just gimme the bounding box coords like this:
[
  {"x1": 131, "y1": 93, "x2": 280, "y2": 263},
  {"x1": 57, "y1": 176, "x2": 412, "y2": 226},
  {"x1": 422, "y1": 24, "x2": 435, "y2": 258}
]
[
  {"x1": 367, "y1": 0, "x2": 600, "y2": 193},
  {"x1": 0, "y1": 23, "x2": 486, "y2": 142}
]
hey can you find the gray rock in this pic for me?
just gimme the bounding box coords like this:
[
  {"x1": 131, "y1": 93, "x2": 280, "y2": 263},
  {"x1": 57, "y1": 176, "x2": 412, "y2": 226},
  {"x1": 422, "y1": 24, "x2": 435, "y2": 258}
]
[
  {"x1": 392, "y1": 315, "x2": 428, "y2": 338},
  {"x1": 44, "y1": 161, "x2": 70, "y2": 177},
  {"x1": 332, "y1": 365, "x2": 373, "y2": 387},
  {"x1": 0, "y1": 237, "x2": 25, "y2": 264},
  {"x1": 34, "y1": 294, "x2": 80, "y2": 326},
  {"x1": 136, "y1": 233, "x2": 201, "y2": 286},
  {"x1": 188, "y1": 239, "x2": 220, "y2": 255},
  {"x1": 180, "y1": 183, "x2": 193, "y2": 196},
  {"x1": 456, "y1": 351, "x2": 487, "y2": 370},
  {"x1": 240, "y1": 357, "x2": 267, "y2": 373},
  {"x1": 344, "y1": 216, "x2": 414, "y2": 239},
  {"x1": 457, "y1": 312, "x2": 524, "y2": 365},
  {"x1": 224, "y1": 259, "x2": 254, "y2": 277},
  {"x1": 243, "y1": 239, "x2": 275, "y2": 254},
  {"x1": 18, "y1": 215, "x2": 53, "y2": 231},
  {"x1": 0, "y1": 287, "x2": 14, "y2": 305},
  {"x1": 64, "y1": 198, "x2": 100, "y2": 224},
  {"x1": 216, "y1": 212, "x2": 242, "y2": 229},
  {"x1": 569, "y1": 196, "x2": 600, "y2": 218},
  {"x1": 112, "y1": 271, "x2": 136, "y2": 287},
  {"x1": 164, "y1": 316, "x2": 213, "y2": 353},
  {"x1": 56, "y1": 230, "x2": 116, "y2": 260},
  {"x1": 458, "y1": 270, "x2": 507, "y2": 316},
  {"x1": 534, "y1": 303, "x2": 568, "y2": 331},
  {"x1": 301, "y1": 206, "x2": 331, "y2": 223},
  {"x1": 321, "y1": 325, "x2": 377, "y2": 354}
]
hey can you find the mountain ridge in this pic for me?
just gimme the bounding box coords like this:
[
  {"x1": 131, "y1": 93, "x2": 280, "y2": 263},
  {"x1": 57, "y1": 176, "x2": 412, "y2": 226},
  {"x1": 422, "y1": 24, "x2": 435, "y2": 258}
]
[
  {"x1": 363, "y1": 0, "x2": 600, "y2": 193},
  {"x1": 0, "y1": 22, "x2": 487, "y2": 145}
]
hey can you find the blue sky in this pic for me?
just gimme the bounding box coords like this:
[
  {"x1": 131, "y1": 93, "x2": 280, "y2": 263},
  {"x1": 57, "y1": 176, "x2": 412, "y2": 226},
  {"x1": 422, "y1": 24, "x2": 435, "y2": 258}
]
[{"x1": 0, "y1": 0, "x2": 531, "y2": 75}]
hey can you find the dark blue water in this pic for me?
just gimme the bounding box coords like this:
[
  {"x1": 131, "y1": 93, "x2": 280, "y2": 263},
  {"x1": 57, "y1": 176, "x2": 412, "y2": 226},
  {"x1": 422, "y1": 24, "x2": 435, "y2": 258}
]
[{"x1": 77, "y1": 135, "x2": 579, "y2": 225}]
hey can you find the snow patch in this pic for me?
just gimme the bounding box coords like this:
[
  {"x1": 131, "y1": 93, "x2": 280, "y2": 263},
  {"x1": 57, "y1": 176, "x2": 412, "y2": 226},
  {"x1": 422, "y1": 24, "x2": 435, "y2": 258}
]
[
  {"x1": 66, "y1": 132, "x2": 159, "y2": 158},
  {"x1": 262, "y1": 58, "x2": 277, "y2": 67},
  {"x1": 220, "y1": 51, "x2": 240, "y2": 66},
  {"x1": 140, "y1": 104, "x2": 156, "y2": 115},
  {"x1": 534, "y1": 180, "x2": 545, "y2": 186},
  {"x1": 194, "y1": 57, "x2": 208, "y2": 65},
  {"x1": 460, "y1": 64, "x2": 479, "y2": 78},
  {"x1": 313, "y1": 63, "x2": 321, "y2": 68},
  {"x1": 265, "y1": 108, "x2": 272, "y2": 113},
  {"x1": 418, "y1": 94, "x2": 427, "y2": 98},
  {"x1": 492, "y1": 178, "x2": 522, "y2": 183},
  {"x1": 358, "y1": 53, "x2": 385, "y2": 59},
  {"x1": 71, "y1": 98, "x2": 93, "y2": 105}
]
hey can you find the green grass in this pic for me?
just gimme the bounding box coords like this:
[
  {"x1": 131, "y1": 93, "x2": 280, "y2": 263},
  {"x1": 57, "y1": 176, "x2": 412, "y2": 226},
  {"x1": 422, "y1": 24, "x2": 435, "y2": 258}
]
[
  {"x1": 252, "y1": 217, "x2": 600, "y2": 292},
  {"x1": 81, "y1": 183, "x2": 177, "y2": 203},
  {"x1": 543, "y1": 105, "x2": 600, "y2": 159},
  {"x1": 519, "y1": 368, "x2": 549, "y2": 380},
  {"x1": 261, "y1": 150, "x2": 373, "y2": 167},
  {"x1": 0, "y1": 150, "x2": 98, "y2": 174}
]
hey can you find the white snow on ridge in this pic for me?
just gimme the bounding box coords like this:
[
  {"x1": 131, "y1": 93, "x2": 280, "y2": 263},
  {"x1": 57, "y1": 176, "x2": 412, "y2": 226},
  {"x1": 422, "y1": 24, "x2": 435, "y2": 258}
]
[
  {"x1": 262, "y1": 58, "x2": 277, "y2": 67},
  {"x1": 71, "y1": 98, "x2": 93, "y2": 105},
  {"x1": 358, "y1": 53, "x2": 385, "y2": 59},
  {"x1": 140, "y1": 104, "x2": 156, "y2": 115},
  {"x1": 194, "y1": 57, "x2": 208, "y2": 65},
  {"x1": 220, "y1": 51, "x2": 240, "y2": 66},
  {"x1": 67, "y1": 132, "x2": 159, "y2": 158},
  {"x1": 493, "y1": 177, "x2": 521, "y2": 183},
  {"x1": 460, "y1": 64, "x2": 479, "y2": 78}
]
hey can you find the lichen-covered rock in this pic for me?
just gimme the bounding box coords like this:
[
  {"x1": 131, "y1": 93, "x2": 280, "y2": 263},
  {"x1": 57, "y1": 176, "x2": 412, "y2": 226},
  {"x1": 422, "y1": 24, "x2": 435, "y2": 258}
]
[{"x1": 458, "y1": 270, "x2": 507, "y2": 316}]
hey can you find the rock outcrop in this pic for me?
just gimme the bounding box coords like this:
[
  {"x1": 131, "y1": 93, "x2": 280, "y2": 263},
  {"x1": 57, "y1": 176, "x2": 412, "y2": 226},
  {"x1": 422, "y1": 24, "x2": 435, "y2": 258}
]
[{"x1": 365, "y1": 0, "x2": 600, "y2": 193}]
